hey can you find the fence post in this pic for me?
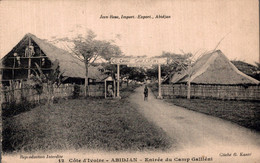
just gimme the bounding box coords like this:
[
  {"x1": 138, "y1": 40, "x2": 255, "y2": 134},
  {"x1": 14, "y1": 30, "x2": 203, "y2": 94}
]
[
  {"x1": 0, "y1": 82, "x2": 2, "y2": 153},
  {"x1": 157, "y1": 64, "x2": 163, "y2": 99},
  {"x1": 187, "y1": 81, "x2": 191, "y2": 99}
]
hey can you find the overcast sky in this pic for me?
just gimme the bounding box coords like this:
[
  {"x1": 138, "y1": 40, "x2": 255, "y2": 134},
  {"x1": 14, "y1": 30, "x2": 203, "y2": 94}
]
[{"x1": 0, "y1": 0, "x2": 259, "y2": 64}]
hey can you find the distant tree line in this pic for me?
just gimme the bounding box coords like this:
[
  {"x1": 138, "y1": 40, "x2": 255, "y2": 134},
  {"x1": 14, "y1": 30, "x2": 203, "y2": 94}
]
[{"x1": 231, "y1": 61, "x2": 260, "y2": 81}]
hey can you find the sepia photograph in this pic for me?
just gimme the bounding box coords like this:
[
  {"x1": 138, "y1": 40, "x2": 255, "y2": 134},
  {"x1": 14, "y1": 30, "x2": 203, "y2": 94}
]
[{"x1": 0, "y1": 0, "x2": 259, "y2": 162}]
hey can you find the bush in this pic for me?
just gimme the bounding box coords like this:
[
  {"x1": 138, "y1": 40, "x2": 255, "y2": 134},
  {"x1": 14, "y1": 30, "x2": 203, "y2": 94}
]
[
  {"x1": 72, "y1": 84, "x2": 80, "y2": 99},
  {"x1": 2, "y1": 100, "x2": 37, "y2": 118}
]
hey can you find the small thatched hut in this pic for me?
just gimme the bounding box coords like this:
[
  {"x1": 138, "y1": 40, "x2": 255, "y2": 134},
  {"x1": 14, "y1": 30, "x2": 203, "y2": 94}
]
[
  {"x1": 162, "y1": 50, "x2": 260, "y2": 100},
  {"x1": 0, "y1": 33, "x2": 107, "y2": 86}
]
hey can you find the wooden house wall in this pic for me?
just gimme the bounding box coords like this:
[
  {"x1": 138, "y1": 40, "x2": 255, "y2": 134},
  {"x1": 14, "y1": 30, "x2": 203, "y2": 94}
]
[{"x1": 1, "y1": 39, "x2": 52, "y2": 82}]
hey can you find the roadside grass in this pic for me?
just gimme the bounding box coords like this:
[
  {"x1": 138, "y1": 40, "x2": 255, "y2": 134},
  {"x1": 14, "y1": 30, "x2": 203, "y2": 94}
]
[
  {"x1": 2, "y1": 84, "x2": 172, "y2": 153},
  {"x1": 148, "y1": 83, "x2": 260, "y2": 132},
  {"x1": 165, "y1": 98, "x2": 260, "y2": 132}
]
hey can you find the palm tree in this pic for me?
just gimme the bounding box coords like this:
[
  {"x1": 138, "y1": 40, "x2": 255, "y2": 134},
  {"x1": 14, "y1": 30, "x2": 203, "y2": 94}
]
[{"x1": 29, "y1": 59, "x2": 68, "y2": 104}]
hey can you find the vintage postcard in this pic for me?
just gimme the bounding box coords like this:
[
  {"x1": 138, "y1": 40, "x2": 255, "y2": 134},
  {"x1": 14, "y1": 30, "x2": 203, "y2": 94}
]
[{"x1": 0, "y1": 0, "x2": 259, "y2": 163}]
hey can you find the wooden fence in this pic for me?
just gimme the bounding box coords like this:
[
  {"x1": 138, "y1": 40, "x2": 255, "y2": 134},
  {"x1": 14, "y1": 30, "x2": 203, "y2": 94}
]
[
  {"x1": 0, "y1": 84, "x2": 2, "y2": 153},
  {"x1": 1, "y1": 83, "x2": 75, "y2": 104},
  {"x1": 162, "y1": 84, "x2": 260, "y2": 101},
  {"x1": 0, "y1": 81, "x2": 133, "y2": 104},
  {"x1": 88, "y1": 82, "x2": 130, "y2": 97},
  {"x1": 88, "y1": 83, "x2": 105, "y2": 97}
]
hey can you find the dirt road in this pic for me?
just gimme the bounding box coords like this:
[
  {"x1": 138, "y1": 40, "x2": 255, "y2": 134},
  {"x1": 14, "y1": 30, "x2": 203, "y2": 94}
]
[{"x1": 129, "y1": 86, "x2": 260, "y2": 154}]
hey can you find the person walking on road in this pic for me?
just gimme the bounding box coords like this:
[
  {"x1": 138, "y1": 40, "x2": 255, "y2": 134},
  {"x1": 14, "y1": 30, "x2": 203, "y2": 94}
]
[{"x1": 144, "y1": 85, "x2": 148, "y2": 101}]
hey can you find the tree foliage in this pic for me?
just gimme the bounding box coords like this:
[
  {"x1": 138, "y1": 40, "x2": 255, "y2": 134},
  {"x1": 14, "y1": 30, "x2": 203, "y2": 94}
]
[
  {"x1": 101, "y1": 63, "x2": 146, "y2": 83},
  {"x1": 121, "y1": 66, "x2": 146, "y2": 82},
  {"x1": 146, "y1": 51, "x2": 192, "y2": 80},
  {"x1": 57, "y1": 30, "x2": 122, "y2": 96},
  {"x1": 28, "y1": 60, "x2": 68, "y2": 103},
  {"x1": 71, "y1": 30, "x2": 122, "y2": 63},
  {"x1": 30, "y1": 60, "x2": 67, "y2": 87}
]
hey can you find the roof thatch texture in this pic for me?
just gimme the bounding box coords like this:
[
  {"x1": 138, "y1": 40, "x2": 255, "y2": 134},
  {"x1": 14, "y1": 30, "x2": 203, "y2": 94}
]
[
  {"x1": 1, "y1": 33, "x2": 107, "y2": 80},
  {"x1": 88, "y1": 65, "x2": 108, "y2": 82},
  {"x1": 170, "y1": 50, "x2": 259, "y2": 85}
]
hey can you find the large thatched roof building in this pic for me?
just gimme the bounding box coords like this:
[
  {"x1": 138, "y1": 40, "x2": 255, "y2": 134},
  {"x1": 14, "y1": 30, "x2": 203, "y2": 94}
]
[
  {"x1": 162, "y1": 50, "x2": 260, "y2": 100},
  {"x1": 170, "y1": 50, "x2": 259, "y2": 85},
  {"x1": 0, "y1": 33, "x2": 107, "y2": 85}
]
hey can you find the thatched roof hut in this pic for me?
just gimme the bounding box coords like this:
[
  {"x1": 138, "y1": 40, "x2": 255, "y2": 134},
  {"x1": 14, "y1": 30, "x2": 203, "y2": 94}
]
[
  {"x1": 170, "y1": 50, "x2": 259, "y2": 85},
  {"x1": 0, "y1": 33, "x2": 107, "y2": 84}
]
